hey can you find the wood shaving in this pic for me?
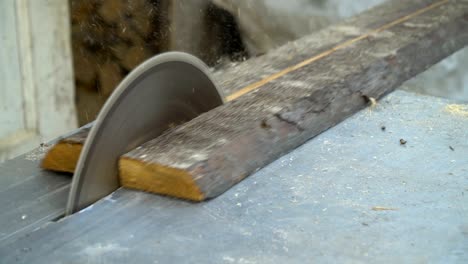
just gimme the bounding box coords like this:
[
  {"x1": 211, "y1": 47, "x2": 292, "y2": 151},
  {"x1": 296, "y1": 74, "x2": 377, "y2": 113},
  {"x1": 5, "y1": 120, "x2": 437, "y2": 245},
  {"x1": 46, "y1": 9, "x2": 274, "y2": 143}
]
[
  {"x1": 445, "y1": 104, "x2": 468, "y2": 117},
  {"x1": 371, "y1": 206, "x2": 398, "y2": 211}
]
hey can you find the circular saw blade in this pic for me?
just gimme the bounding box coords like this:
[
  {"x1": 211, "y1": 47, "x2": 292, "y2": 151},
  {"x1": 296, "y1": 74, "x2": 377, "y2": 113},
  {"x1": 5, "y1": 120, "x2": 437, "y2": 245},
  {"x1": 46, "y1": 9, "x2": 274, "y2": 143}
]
[{"x1": 66, "y1": 52, "x2": 224, "y2": 215}]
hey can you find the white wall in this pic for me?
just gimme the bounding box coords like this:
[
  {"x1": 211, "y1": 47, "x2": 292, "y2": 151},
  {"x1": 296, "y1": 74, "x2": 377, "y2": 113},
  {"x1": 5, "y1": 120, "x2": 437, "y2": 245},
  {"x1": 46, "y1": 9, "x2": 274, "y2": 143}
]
[{"x1": 0, "y1": 0, "x2": 77, "y2": 161}]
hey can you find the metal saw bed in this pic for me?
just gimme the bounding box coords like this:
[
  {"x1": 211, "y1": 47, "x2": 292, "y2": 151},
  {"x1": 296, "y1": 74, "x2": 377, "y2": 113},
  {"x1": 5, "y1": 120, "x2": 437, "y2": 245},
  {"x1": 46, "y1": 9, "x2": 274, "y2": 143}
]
[{"x1": 0, "y1": 90, "x2": 467, "y2": 263}]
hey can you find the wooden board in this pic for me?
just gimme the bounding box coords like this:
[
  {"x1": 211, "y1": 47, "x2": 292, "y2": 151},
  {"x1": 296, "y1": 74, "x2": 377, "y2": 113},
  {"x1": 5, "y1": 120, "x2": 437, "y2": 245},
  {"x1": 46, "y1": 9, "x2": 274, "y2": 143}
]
[
  {"x1": 42, "y1": 0, "x2": 468, "y2": 200},
  {"x1": 41, "y1": 127, "x2": 89, "y2": 173},
  {"x1": 41, "y1": 0, "x2": 443, "y2": 172},
  {"x1": 119, "y1": 0, "x2": 468, "y2": 200}
]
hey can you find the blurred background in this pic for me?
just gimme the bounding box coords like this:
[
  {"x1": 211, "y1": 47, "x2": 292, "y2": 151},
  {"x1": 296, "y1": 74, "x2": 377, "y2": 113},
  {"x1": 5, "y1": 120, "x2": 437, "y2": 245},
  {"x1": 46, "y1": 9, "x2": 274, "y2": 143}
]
[{"x1": 1, "y1": 0, "x2": 467, "y2": 161}]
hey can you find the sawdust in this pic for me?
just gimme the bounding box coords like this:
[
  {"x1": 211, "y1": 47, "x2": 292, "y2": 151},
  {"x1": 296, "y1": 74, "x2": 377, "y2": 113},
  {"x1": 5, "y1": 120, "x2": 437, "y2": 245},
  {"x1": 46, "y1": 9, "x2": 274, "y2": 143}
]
[
  {"x1": 25, "y1": 144, "x2": 52, "y2": 161},
  {"x1": 362, "y1": 95, "x2": 378, "y2": 109},
  {"x1": 368, "y1": 97, "x2": 378, "y2": 108},
  {"x1": 371, "y1": 206, "x2": 398, "y2": 211},
  {"x1": 362, "y1": 96, "x2": 378, "y2": 117},
  {"x1": 445, "y1": 104, "x2": 468, "y2": 117}
]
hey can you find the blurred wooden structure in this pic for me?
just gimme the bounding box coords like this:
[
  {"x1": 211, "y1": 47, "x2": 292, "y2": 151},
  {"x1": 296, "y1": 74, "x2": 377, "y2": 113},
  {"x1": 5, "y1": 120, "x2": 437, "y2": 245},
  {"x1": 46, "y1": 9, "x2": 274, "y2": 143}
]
[{"x1": 71, "y1": 0, "x2": 246, "y2": 125}]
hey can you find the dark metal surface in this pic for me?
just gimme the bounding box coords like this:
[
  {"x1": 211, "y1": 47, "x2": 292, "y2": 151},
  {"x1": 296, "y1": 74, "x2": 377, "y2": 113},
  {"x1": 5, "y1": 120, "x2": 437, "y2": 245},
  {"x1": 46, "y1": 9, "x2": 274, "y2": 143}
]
[
  {"x1": 0, "y1": 123, "x2": 95, "y2": 244},
  {"x1": 1, "y1": 90, "x2": 467, "y2": 263},
  {"x1": 0, "y1": 154, "x2": 68, "y2": 245},
  {"x1": 66, "y1": 52, "x2": 224, "y2": 214}
]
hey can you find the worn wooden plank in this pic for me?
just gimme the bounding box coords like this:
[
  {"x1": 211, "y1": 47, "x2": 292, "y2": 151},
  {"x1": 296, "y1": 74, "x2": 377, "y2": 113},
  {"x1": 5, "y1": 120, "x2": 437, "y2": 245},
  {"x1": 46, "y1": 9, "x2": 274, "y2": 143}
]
[
  {"x1": 41, "y1": 127, "x2": 90, "y2": 173},
  {"x1": 119, "y1": 0, "x2": 468, "y2": 201},
  {"x1": 41, "y1": 0, "x2": 451, "y2": 173}
]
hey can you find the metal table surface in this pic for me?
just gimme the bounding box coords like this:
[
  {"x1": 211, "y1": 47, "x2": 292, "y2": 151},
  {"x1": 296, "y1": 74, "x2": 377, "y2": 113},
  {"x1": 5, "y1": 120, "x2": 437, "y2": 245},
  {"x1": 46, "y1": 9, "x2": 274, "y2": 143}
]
[
  {"x1": 0, "y1": 90, "x2": 467, "y2": 263},
  {"x1": 0, "y1": 123, "x2": 94, "y2": 244}
]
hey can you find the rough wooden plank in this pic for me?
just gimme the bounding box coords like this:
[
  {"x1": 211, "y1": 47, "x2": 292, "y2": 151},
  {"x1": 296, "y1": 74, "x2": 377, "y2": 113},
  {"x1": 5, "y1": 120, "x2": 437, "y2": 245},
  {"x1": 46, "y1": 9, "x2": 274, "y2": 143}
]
[
  {"x1": 119, "y1": 0, "x2": 468, "y2": 201},
  {"x1": 41, "y1": 127, "x2": 89, "y2": 173},
  {"x1": 41, "y1": 0, "x2": 450, "y2": 173}
]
